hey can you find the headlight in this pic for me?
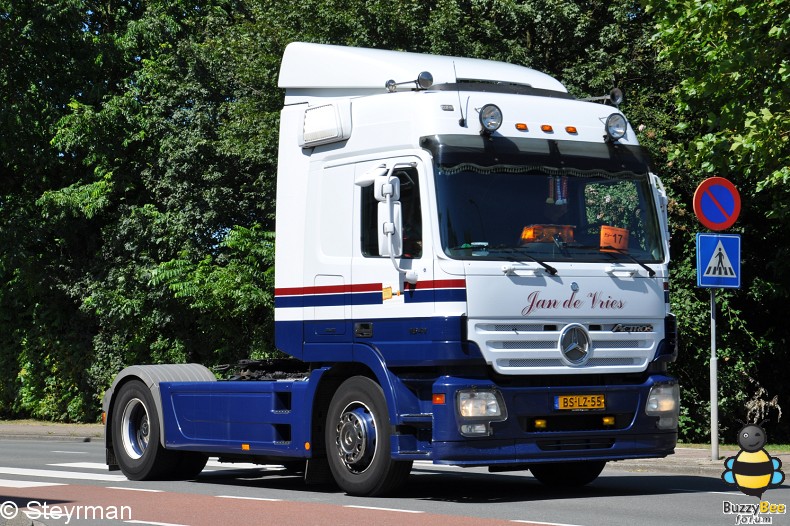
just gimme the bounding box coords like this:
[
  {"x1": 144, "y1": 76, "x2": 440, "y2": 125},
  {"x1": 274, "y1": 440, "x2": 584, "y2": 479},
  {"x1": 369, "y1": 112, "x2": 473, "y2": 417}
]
[
  {"x1": 605, "y1": 113, "x2": 627, "y2": 141},
  {"x1": 479, "y1": 104, "x2": 503, "y2": 133},
  {"x1": 459, "y1": 391, "x2": 502, "y2": 417},
  {"x1": 457, "y1": 389, "x2": 507, "y2": 437},
  {"x1": 645, "y1": 383, "x2": 679, "y2": 430}
]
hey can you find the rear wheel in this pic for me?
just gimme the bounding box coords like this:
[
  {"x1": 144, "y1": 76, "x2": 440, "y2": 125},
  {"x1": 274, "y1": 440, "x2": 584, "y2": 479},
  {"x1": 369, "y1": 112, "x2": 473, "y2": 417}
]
[
  {"x1": 529, "y1": 461, "x2": 606, "y2": 487},
  {"x1": 325, "y1": 376, "x2": 412, "y2": 496},
  {"x1": 112, "y1": 380, "x2": 206, "y2": 480}
]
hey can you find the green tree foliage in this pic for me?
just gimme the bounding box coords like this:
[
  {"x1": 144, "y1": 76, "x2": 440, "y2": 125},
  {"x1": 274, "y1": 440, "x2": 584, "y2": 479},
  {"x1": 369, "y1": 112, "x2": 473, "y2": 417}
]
[
  {"x1": 1, "y1": 0, "x2": 787, "y2": 443},
  {"x1": 1, "y1": 1, "x2": 280, "y2": 421},
  {"x1": 646, "y1": 0, "x2": 790, "y2": 441}
]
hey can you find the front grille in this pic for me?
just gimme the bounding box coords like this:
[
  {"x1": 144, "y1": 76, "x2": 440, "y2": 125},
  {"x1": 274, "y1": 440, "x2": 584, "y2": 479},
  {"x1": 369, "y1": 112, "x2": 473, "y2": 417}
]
[
  {"x1": 494, "y1": 340, "x2": 555, "y2": 350},
  {"x1": 473, "y1": 318, "x2": 659, "y2": 375},
  {"x1": 488, "y1": 323, "x2": 546, "y2": 332},
  {"x1": 499, "y1": 357, "x2": 637, "y2": 368}
]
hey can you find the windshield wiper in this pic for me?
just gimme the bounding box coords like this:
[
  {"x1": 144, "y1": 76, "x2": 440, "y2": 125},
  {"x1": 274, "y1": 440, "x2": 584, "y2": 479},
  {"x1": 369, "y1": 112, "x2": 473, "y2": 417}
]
[
  {"x1": 600, "y1": 246, "x2": 656, "y2": 277},
  {"x1": 496, "y1": 247, "x2": 558, "y2": 276}
]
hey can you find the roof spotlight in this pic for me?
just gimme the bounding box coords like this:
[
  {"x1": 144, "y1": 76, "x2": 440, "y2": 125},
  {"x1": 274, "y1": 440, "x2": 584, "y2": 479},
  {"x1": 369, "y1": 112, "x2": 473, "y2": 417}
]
[
  {"x1": 605, "y1": 113, "x2": 627, "y2": 142},
  {"x1": 479, "y1": 104, "x2": 502, "y2": 134},
  {"x1": 609, "y1": 88, "x2": 624, "y2": 106}
]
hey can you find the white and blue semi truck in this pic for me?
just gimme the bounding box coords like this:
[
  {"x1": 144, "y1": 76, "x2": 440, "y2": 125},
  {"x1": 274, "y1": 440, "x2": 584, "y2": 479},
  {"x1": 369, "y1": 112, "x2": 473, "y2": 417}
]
[{"x1": 102, "y1": 42, "x2": 679, "y2": 497}]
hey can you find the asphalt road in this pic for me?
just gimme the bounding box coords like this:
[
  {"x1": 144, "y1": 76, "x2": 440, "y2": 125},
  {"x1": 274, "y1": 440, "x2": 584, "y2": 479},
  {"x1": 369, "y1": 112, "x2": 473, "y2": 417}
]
[{"x1": 0, "y1": 438, "x2": 788, "y2": 526}]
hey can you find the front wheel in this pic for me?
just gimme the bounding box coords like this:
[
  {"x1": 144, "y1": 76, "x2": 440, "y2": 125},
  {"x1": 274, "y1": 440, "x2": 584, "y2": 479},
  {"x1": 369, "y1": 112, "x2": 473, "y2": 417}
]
[
  {"x1": 529, "y1": 461, "x2": 606, "y2": 487},
  {"x1": 325, "y1": 376, "x2": 412, "y2": 496}
]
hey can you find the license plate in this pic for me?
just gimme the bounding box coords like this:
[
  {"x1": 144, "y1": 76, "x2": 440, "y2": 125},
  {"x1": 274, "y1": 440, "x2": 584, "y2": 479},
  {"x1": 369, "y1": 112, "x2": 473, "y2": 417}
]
[{"x1": 555, "y1": 394, "x2": 605, "y2": 410}]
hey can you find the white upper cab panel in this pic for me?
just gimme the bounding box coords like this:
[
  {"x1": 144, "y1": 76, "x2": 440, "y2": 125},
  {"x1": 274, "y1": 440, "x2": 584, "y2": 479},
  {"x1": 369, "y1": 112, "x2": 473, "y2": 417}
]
[
  {"x1": 278, "y1": 41, "x2": 567, "y2": 104},
  {"x1": 277, "y1": 42, "x2": 637, "y2": 150}
]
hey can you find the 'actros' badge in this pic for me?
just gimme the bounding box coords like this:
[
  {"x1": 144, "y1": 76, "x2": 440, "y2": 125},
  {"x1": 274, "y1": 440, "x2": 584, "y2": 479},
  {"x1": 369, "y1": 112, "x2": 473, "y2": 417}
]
[{"x1": 612, "y1": 323, "x2": 653, "y2": 333}]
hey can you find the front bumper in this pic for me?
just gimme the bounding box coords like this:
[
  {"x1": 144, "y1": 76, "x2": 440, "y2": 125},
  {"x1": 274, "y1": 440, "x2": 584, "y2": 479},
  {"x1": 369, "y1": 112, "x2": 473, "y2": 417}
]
[{"x1": 428, "y1": 374, "x2": 677, "y2": 466}]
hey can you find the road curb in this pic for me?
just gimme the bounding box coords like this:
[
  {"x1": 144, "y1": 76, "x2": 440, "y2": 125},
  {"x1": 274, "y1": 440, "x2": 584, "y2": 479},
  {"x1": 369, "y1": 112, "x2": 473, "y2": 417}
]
[
  {"x1": 0, "y1": 434, "x2": 96, "y2": 442},
  {"x1": 0, "y1": 423, "x2": 102, "y2": 443}
]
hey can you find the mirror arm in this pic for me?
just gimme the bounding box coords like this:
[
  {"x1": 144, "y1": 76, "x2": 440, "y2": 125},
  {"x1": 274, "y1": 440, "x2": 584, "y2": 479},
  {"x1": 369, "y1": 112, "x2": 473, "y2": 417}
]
[{"x1": 384, "y1": 192, "x2": 418, "y2": 284}]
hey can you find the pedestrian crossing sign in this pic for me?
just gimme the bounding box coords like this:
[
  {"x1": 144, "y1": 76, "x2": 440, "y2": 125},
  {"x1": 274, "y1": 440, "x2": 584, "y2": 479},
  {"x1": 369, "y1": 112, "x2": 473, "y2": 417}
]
[{"x1": 696, "y1": 233, "x2": 741, "y2": 288}]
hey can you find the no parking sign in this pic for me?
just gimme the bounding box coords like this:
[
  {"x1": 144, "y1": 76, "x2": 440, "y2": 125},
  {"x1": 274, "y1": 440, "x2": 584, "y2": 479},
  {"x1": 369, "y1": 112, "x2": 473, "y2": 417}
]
[{"x1": 693, "y1": 177, "x2": 741, "y2": 231}]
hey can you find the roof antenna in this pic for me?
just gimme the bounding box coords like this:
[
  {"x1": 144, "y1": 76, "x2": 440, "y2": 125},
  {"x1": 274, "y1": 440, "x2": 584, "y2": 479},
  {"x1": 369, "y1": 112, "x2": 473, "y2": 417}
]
[{"x1": 453, "y1": 61, "x2": 466, "y2": 127}]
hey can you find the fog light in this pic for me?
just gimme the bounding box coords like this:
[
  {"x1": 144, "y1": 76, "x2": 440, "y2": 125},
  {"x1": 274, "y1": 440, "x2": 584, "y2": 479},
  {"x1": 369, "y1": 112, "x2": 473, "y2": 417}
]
[
  {"x1": 460, "y1": 423, "x2": 490, "y2": 436},
  {"x1": 534, "y1": 419, "x2": 547, "y2": 430},
  {"x1": 602, "y1": 416, "x2": 615, "y2": 426}
]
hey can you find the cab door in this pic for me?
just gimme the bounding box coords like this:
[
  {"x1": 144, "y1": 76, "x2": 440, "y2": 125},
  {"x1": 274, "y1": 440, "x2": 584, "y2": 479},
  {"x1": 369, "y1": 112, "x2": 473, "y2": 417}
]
[{"x1": 350, "y1": 157, "x2": 436, "y2": 365}]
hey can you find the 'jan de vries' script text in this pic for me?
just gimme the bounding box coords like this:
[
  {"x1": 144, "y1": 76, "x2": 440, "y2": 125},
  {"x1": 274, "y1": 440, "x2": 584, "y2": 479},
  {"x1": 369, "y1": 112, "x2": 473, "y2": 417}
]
[{"x1": 521, "y1": 290, "x2": 626, "y2": 316}]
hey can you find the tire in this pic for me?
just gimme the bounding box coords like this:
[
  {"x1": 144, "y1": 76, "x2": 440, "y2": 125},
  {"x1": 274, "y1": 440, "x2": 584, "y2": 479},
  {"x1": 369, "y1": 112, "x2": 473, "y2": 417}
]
[
  {"x1": 173, "y1": 452, "x2": 208, "y2": 479},
  {"x1": 529, "y1": 461, "x2": 606, "y2": 487},
  {"x1": 325, "y1": 376, "x2": 412, "y2": 496},
  {"x1": 111, "y1": 380, "x2": 181, "y2": 480}
]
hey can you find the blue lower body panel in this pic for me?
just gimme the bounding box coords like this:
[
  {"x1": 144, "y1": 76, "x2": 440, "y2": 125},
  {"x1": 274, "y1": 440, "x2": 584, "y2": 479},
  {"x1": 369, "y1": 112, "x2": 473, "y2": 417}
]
[{"x1": 158, "y1": 373, "x2": 323, "y2": 458}]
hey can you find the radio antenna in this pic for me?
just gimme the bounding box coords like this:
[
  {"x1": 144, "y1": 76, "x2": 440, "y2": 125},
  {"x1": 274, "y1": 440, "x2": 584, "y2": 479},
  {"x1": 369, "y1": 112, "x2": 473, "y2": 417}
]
[{"x1": 453, "y1": 61, "x2": 466, "y2": 127}]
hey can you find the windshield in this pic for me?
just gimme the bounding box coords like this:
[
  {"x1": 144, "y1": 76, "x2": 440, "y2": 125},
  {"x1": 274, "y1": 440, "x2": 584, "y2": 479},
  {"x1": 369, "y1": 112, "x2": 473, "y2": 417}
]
[{"x1": 422, "y1": 134, "x2": 665, "y2": 263}]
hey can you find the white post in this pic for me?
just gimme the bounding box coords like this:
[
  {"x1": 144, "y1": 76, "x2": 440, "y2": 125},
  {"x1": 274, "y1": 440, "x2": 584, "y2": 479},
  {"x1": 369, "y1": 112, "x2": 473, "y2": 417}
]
[{"x1": 710, "y1": 289, "x2": 718, "y2": 461}]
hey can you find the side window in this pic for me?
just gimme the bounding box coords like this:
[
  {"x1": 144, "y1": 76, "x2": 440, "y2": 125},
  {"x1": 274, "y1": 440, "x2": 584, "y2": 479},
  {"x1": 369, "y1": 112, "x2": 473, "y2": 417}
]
[{"x1": 361, "y1": 167, "x2": 422, "y2": 258}]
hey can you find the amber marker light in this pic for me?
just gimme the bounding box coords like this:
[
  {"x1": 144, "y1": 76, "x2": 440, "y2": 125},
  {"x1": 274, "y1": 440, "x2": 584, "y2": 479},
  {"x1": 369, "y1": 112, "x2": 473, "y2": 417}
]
[
  {"x1": 242, "y1": 443, "x2": 251, "y2": 451},
  {"x1": 534, "y1": 419, "x2": 547, "y2": 430},
  {"x1": 603, "y1": 416, "x2": 616, "y2": 426},
  {"x1": 305, "y1": 442, "x2": 311, "y2": 451},
  {"x1": 515, "y1": 123, "x2": 528, "y2": 131},
  {"x1": 540, "y1": 124, "x2": 553, "y2": 133},
  {"x1": 565, "y1": 126, "x2": 578, "y2": 134},
  {"x1": 432, "y1": 393, "x2": 446, "y2": 405}
]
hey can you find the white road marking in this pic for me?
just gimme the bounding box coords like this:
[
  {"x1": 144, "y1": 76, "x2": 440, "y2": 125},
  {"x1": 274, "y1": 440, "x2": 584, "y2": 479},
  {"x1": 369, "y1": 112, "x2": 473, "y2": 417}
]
[
  {"x1": 107, "y1": 486, "x2": 165, "y2": 493},
  {"x1": 0, "y1": 466, "x2": 127, "y2": 482},
  {"x1": 344, "y1": 505, "x2": 424, "y2": 514},
  {"x1": 707, "y1": 490, "x2": 745, "y2": 495},
  {"x1": 48, "y1": 462, "x2": 108, "y2": 470},
  {"x1": 205, "y1": 460, "x2": 283, "y2": 470},
  {"x1": 216, "y1": 495, "x2": 282, "y2": 502},
  {"x1": 0, "y1": 478, "x2": 67, "y2": 488},
  {"x1": 670, "y1": 488, "x2": 742, "y2": 496},
  {"x1": 511, "y1": 521, "x2": 584, "y2": 526},
  {"x1": 125, "y1": 521, "x2": 191, "y2": 526},
  {"x1": 413, "y1": 460, "x2": 467, "y2": 471}
]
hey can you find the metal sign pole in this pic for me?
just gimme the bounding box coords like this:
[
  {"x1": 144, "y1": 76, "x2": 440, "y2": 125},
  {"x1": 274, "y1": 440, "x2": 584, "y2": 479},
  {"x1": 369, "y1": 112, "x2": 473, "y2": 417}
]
[
  {"x1": 693, "y1": 177, "x2": 740, "y2": 463},
  {"x1": 710, "y1": 288, "x2": 718, "y2": 461}
]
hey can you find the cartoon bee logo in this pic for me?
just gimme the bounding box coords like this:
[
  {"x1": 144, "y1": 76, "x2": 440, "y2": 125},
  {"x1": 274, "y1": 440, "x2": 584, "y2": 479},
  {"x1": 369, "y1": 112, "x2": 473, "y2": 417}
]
[{"x1": 722, "y1": 421, "x2": 785, "y2": 498}]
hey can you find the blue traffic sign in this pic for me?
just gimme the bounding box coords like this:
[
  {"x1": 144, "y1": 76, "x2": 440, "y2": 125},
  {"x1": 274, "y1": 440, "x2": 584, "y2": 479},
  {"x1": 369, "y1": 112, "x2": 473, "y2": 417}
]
[{"x1": 697, "y1": 233, "x2": 741, "y2": 288}]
